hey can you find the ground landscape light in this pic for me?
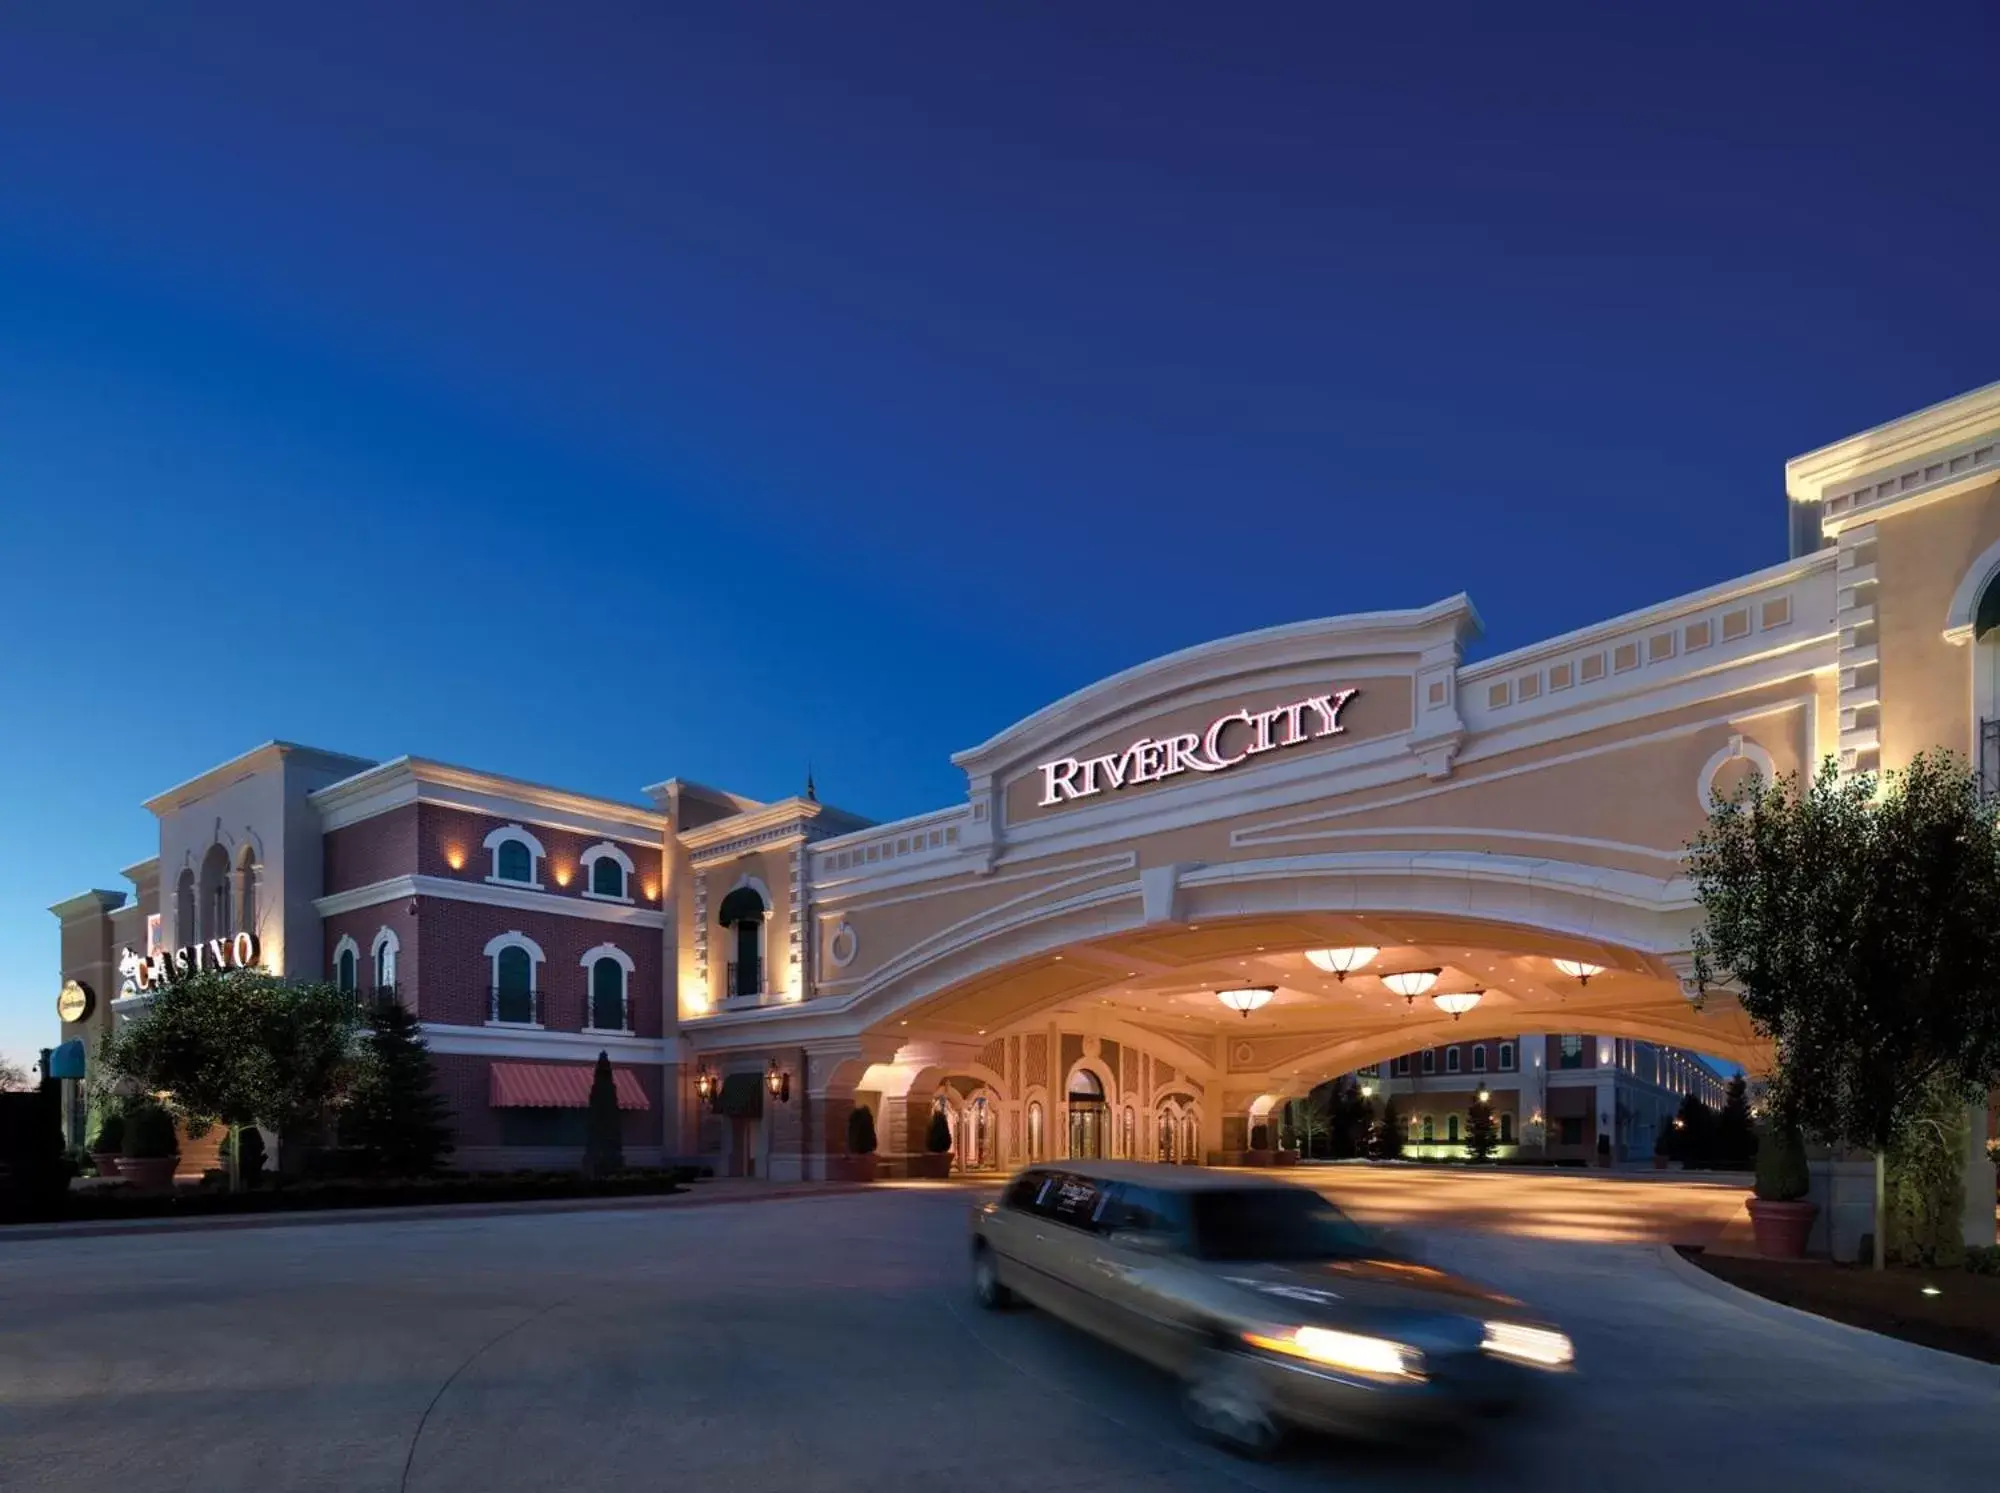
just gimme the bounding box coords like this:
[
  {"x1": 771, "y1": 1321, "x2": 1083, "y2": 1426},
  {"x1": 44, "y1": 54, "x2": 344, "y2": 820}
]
[{"x1": 1305, "y1": 946, "x2": 1378, "y2": 980}]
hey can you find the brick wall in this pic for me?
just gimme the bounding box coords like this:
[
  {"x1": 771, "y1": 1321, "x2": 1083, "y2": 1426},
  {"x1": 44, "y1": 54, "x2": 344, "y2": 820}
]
[
  {"x1": 413, "y1": 896, "x2": 663, "y2": 1033},
  {"x1": 324, "y1": 805, "x2": 419, "y2": 895},
  {"x1": 323, "y1": 902, "x2": 420, "y2": 1003},
  {"x1": 417, "y1": 803, "x2": 664, "y2": 910}
]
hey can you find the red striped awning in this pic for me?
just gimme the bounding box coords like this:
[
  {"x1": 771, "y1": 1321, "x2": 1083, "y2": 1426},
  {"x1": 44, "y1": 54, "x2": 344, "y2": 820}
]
[{"x1": 489, "y1": 1062, "x2": 650, "y2": 1111}]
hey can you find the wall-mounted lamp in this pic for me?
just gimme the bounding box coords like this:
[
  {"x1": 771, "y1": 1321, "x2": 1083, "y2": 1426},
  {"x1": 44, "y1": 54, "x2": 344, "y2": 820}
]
[
  {"x1": 694, "y1": 1066, "x2": 719, "y2": 1107},
  {"x1": 765, "y1": 1060, "x2": 792, "y2": 1103}
]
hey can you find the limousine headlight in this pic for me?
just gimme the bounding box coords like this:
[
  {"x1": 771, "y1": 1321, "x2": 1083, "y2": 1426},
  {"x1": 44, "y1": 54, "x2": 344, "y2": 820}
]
[
  {"x1": 1244, "y1": 1326, "x2": 1425, "y2": 1380},
  {"x1": 1481, "y1": 1321, "x2": 1574, "y2": 1368}
]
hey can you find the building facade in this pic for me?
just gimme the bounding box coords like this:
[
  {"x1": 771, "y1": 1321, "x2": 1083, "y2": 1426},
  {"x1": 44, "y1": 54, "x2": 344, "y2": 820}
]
[
  {"x1": 1348, "y1": 1034, "x2": 1730, "y2": 1163},
  {"x1": 44, "y1": 383, "x2": 2000, "y2": 1235}
]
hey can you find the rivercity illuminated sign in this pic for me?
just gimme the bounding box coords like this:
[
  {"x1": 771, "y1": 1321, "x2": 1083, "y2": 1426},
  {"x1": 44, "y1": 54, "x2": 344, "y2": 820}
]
[
  {"x1": 1036, "y1": 688, "x2": 1359, "y2": 807},
  {"x1": 118, "y1": 933, "x2": 262, "y2": 993}
]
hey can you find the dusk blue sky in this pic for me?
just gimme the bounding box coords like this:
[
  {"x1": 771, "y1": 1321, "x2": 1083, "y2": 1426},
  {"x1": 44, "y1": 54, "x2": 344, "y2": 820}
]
[{"x1": 4, "y1": 4, "x2": 1997, "y2": 1071}]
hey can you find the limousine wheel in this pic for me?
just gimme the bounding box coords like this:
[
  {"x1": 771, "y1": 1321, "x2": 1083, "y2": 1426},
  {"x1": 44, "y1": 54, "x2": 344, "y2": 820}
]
[
  {"x1": 1183, "y1": 1351, "x2": 1281, "y2": 1459},
  {"x1": 972, "y1": 1246, "x2": 1013, "y2": 1310}
]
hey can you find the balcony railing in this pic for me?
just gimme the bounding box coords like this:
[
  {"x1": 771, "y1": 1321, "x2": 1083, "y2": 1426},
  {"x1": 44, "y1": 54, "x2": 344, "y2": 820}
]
[
  {"x1": 1980, "y1": 718, "x2": 2000, "y2": 799},
  {"x1": 489, "y1": 985, "x2": 539, "y2": 1025},
  {"x1": 725, "y1": 960, "x2": 762, "y2": 1000}
]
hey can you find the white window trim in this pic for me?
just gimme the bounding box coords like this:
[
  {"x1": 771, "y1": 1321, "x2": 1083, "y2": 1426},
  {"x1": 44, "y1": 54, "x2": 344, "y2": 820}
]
[
  {"x1": 483, "y1": 823, "x2": 547, "y2": 890},
  {"x1": 332, "y1": 934, "x2": 361, "y2": 991},
  {"x1": 1445, "y1": 1046, "x2": 1461, "y2": 1073},
  {"x1": 484, "y1": 930, "x2": 546, "y2": 1027},
  {"x1": 1471, "y1": 1045, "x2": 1487, "y2": 1072},
  {"x1": 1499, "y1": 1042, "x2": 1516, "y2": 1072},
  {"x1": 370, "y1": 926, "x2": 401, "y2": 989},
  {"x1": 581, "y1": 942, "x2": 636, "y2": 1034},
  {"x1": 579, "y1": 842, "x2": 636, "y2": 905}
]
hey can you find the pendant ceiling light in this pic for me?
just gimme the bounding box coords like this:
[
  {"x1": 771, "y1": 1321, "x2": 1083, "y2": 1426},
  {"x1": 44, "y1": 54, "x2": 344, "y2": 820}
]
[
  {"x1": 1304, "y1": 946, "x2": 1379, "y2": 980},
  {"x1": 1215, "y1": 986, "x2": 1275, "y2": 1018},
  {"x1": 1431, "y1": 990, "x2": 1482, "y2": 1021},
  {"x1": 1381, "y1": 968, "x2": 1441, "y2": 1002},
  {"x1": 1552, "y1": 959, "x2": 1605, "y2": 986}
]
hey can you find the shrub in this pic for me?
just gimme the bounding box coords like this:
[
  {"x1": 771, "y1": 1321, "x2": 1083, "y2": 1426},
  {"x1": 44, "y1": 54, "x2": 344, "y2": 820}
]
[
  {"x1": 122, "y1": 1102, "x2": 179, "y2": 1159},
  {"x1": 1884, "y1": 1079, "x2": 1968, "y2": 1270},
  {"x1": 1249, "y1": 1122, "x2": 1271, "y2": 1152},
  {"x1": 342, "y1": 997, "x2": 454, "y2": 1177},
  {"x1": 219, "y1": 1126, "x2": 267, "y2": 1188},
  {"x1": 90, "y1": 1109, "x2": 125, "y2": 1154},
  {"x1": 1964, "y1": 1244, "x2": 2000, "y2": 1277},
  {"x1": 582, "y1": 1053, "x2": 625, "y2": 1179},
  {"x1": 846, "y1": 1104, "x2": 877, "y2": 1156},
  {"x1": 925, "y1": 1109, "x2": 952, "y2": 1153},
  {"x1": 1754, "y1": 1119, "x2": 1810, "y2": 1202}
]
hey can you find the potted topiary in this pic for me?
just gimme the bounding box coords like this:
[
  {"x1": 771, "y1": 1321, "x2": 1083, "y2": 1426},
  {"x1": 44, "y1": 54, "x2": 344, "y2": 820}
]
[
  {"x1": 90, "y1": 1108, "x2": 125, "y2": 1179},
  {"x1": 1653, "y1": 1116, "x2": 1676, "y2": 1170},
  {"x1": 119, "y1": 1101, "x2": 181, "y2": 1191},
  {"x1": 838, "y1": 1104, "x2": 878, "y2": 1183},
  {"x1": 910, "y1": 1107, "x2": 954, "y2": 1179},
  {"x1": 1745, "y1": 1117, "x2": 1816, "y2": 1258},
  {"x1": 1247, "y1": 1122, "x2": 1274, "y2": 1167}
]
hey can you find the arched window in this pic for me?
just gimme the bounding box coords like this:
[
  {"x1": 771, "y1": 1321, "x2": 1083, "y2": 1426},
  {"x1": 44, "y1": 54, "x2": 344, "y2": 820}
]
[
  {"x1": 1445, "y1": 1046, "x2": 1461, "y2": 1074},
  {"x1": 582, "y1": 942, "x2": 634, "y2": 1032},
  {"x1": 580, "y1": 842, "x2": 635, "y2": 902},
  {"x1": 371, "y1": 927, "x2": 400, "y2": 992},
  {"x1": 1421, "y1": 1049, "x2": 1436, "y2": 1075},
  {"x1": 484, "y1": 824, "x2": 545, "y2": 887},
  {"x1": 1472, "y1": 1045, "x2": 1487, "y2": 1073},
  {"x1": 1026, "y1": 1100, "x2": 1045, "y2": 1161},
  {"x1": 1421, "y1": 1115, "x2": 1435, "y2": 1142},
  {"x1": 333, "y1": 935, "x2": 360, "y2": 995},
  {"x1": 200, "y1": 843, "x2": 232, "y2": 941},
  {"x1": 717, "y1": 885, "x2": 766, "y2": 998},
  {"x1": 1499, "y1": 1112, "x2": 1515, "y2": 1144},
  {"x1": 1122, "y1": 1105, "x2": 1135, "y2": 1160},
  {"x1": 1499, "y1": 1041, "x2": 1516, "y2": 1072},
  {"x1": 1447, "y1": 1114, "x2": 1461, "y2": 1143},
  {"x1": 236, "y1": 844, "x2": 259, "y2": 940},
  {"x1": 175, "y1": 868, "x2": 198, "y2": 948},
  {"x1": 485, "y1": 931, "x2": 545, "y2": 1025}
]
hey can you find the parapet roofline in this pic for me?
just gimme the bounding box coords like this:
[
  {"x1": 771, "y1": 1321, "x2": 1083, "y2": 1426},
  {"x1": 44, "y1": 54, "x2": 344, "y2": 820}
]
[
  {"x1": 311, "y1": 755, "x2": 670, "y2": 833},
  {"x1": 1785, "y1": 377, "x2": 2000, "y2": 504},
  {"x1": 641, "y1": 776, "x2": 766, "y2": 815},
  {"x1": 49, "y1": 888, "x2": 128, "y2": 921},
  {"x1": 142, "y1": 741, "x2": 378, "y2": 816},
  {"x1": 676, "y1": 795, "x2": 874, "y2": 852}
]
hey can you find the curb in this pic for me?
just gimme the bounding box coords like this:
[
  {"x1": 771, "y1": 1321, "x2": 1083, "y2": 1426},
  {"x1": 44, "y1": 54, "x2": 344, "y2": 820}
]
[
  {"x1": 1654, "y1": 1243, "x2": 2000, "y2": 1386},
  {"x1": 0, "y1": 1181, "x2": 880, "y2": 1243}
]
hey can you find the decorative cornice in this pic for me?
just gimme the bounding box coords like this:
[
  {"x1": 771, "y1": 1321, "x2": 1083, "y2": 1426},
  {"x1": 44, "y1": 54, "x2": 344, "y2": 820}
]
[
  {"x1": 1785, "y1": 378, "x2": 2000, "y2": 504},
  {"x1": 419, "y1": 1022, "x2": 683, "y2": 1063},
  {"x1": 314, "y1": 874, "x2": 666, "y2": 928},
  {"x1": 310, "y1": 756, "x2": 668, "y2": 837},
  {"x1": 679, "y1": 795, "x2": 872, "y2": 862},
  {"x1": 48, "y1": 888, "x2": 128, "y2": 921},
  {"x1": 144, "y1": 741, "x2": 377, "y2": 816}
]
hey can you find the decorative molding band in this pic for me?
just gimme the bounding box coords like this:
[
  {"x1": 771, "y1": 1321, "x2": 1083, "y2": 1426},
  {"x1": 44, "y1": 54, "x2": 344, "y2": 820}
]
[
  {"x1": 314, "y1": 874, "x2": 667, "y2": 928},
  {"x1": 420, "y1": 1022, "x2": 682, "y2": 1062}
]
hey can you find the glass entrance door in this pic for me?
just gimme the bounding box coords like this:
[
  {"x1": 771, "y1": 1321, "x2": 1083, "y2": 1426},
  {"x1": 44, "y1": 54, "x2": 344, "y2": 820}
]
[{"x1": 1068, "y1": 1102, "x2": 1106, "y2": 1159}]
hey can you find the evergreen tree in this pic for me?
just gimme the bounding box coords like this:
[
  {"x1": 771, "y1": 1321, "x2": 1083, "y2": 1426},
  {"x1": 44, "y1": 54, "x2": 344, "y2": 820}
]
[
  {"x1": 1371, "y1": 1095, "x2": 1405, "y2": 1160},
  {"x1": 1713, "y1": 1076, "x2": 1757, "y2": 1171},
  {"x1": 1674, "y1": 1093, "x2": 1717, "y2": 1169},
  {"x1": 582, "y1": 1051, "x2": 624, "y2": 1177},
  {"x1": 846, "y1": 1103, "x2": 877, "y2": 1155},
  {"x1": 343, "y1": 996, "x2": 454, "y2": 1177},
  {"x1": 1326, "y1": 1078, "x2": 1374, "y2": 1159},
  {"x1": 1464, "y1": 1095, "x2": 1498, "y2": 1161}
]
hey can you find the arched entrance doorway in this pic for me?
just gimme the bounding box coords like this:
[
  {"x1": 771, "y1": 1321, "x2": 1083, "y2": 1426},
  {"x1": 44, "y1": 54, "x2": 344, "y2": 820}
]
[{"x1": 1066, "y1": 1069, "x2": 1107, "y2": 1158}]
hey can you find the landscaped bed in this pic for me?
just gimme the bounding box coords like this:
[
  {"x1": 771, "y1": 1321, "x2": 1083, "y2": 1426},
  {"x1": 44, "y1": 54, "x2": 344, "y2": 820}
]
[
  {"x1": 13, "y1": 1167, "x2": 698, "y2": 1225},
  {"x1": 1680, "y1": 1246, "x2": 2000, "y2": 1366}
]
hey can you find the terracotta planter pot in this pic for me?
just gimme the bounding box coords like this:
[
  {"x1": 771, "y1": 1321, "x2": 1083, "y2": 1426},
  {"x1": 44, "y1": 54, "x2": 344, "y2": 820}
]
[
  {"x1": 90, "y1": 1152, "x2": 121, "y2": 1179},
  {"x1": 1244, "y1": 1148, "x2": 1275, "y2": 1167},
  {"x1": 1746, "y1": 1197, "x2": 1818, "y2": 1259},
  {"x1": 826, "y1": 1154, "x2": 877, "y2": 1183},
  {"x1": 907, "y1": 1153, "x2": 951, "y2": 1180},
  {"x1": 117, "y1": 1156, "x2": 179, "y2": 1192},
  {"x1": 1274, "y1": 1150, "x2": 1301, "y2": 1167}
]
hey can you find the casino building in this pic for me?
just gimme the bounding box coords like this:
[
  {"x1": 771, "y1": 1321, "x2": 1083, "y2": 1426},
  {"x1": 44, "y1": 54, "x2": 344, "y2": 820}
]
[{"x1": 47, "y1": 382, "x2": 2000, "y2": 1242}]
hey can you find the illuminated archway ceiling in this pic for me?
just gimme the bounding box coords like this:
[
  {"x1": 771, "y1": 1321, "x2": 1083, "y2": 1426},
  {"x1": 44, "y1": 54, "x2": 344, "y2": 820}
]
[{"x1": 894, "y1": 913, "x2": 1758, "y2": 1062}]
